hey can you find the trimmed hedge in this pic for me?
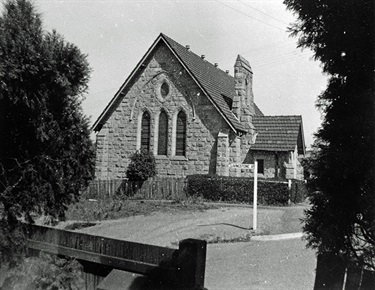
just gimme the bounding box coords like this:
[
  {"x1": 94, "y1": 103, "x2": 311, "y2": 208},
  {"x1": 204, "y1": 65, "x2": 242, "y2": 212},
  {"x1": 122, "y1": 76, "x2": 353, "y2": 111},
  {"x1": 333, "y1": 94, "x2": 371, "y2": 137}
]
[
  {"x1": 289, "y1": 180, "x2": 308, "y2": 203},
  {"x1": 186, "y1": 175, "x2": 307, "y2": 206}
]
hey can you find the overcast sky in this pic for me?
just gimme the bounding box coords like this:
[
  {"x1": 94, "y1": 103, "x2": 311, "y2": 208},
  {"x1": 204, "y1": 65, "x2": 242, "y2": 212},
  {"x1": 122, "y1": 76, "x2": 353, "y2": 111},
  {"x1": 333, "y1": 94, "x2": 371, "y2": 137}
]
[{"x1": 30, "y1": 0, "x2": 328, "y2": 148}]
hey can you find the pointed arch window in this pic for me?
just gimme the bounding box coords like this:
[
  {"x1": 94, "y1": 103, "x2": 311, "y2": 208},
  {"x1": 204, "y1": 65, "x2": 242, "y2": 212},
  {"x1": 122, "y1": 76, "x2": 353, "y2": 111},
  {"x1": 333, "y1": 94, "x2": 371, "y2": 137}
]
[
  {"x1": 141, "y1": 111, "x2": 151, "y2": 152},
  {"x1": 158, "y1": 111, "x2": 168, "y2": 155},
  {"x1": 176, "y1": 111, "x2": 186, "y2": 156}
]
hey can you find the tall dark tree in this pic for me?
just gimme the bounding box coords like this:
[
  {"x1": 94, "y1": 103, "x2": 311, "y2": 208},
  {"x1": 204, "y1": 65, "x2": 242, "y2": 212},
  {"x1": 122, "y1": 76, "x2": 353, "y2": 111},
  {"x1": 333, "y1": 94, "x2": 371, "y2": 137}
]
[
  {"x1": 0, "y1": 0, "x2": 94, "y2": 262},
  {"x1": 284, "y1": 0, "x2": 375, "y2": 269}
]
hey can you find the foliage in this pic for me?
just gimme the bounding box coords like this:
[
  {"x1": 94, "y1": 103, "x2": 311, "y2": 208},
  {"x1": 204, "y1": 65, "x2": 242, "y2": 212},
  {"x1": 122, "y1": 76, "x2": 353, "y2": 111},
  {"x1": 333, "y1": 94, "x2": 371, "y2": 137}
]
[
  {"x1": 186, "y1": 175, "x2": 305, "y2": 206},
  {"x1": 126, "y1": 150, "x2": 156, "y2": 181},
  {"x1": 0, "y1": 0, "x2": 94, "y2": 263},
  {"x1": 1, "y1": 252, "x2": 83, "y2": 290},
  {"x1": 289, "y1": 180, "x2": 308, "y2": 204},
  {"x1": 65, "y1": 197, "x2": 215, "y2": 222},
  {"x1": 284, "y1": 0, "x2": 375, "y2": 269},
  {"x1": 0, "y1": 220, "x2": 27, "y2": 265}
]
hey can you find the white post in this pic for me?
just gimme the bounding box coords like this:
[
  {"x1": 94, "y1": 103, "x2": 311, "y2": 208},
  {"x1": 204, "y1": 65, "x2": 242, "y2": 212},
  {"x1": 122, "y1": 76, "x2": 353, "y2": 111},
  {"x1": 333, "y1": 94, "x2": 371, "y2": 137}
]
[{"x1": 253, "y1": 161, "x2": 258, "y2": 230}]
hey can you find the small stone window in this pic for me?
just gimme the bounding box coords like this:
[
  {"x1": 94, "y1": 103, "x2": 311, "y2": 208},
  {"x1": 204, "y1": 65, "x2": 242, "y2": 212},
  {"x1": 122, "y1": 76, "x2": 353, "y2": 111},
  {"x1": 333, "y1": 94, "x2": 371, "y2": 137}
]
[
  {"x1": 257, "y1": 159, "x2": 264, "y2": 174},
  {"x1": 160, "y1": 82, "x2": 169, "y2": 98}
]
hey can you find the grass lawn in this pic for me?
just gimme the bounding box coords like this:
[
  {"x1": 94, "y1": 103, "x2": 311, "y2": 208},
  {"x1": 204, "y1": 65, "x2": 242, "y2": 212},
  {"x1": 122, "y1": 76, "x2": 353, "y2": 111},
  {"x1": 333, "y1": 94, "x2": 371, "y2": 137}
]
[{"x1": 65, "y1": 197, "x2": 217, "y2": 222}]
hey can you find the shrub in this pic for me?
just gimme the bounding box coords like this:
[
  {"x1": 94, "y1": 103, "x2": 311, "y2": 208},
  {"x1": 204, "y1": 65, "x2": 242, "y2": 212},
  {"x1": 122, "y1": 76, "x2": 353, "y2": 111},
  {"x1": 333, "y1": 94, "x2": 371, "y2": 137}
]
[
  {"x1": 1, "y1": 252, "x2": 83, "y2": 289},
  {"x1": 0, "y1": 220, "x2": 27, "y2": 265},
  {"x1": 186, "y1": 175, "x2": 291, "y2": 206},
  {"x1": 126, "y1": 150, "x2": 156, "y2": 181}
]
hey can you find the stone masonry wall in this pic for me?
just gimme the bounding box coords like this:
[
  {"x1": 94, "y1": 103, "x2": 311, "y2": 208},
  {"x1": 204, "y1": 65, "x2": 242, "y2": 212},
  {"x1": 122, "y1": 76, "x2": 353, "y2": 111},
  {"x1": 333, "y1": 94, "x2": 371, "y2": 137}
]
[
  {"x1": 95, "y1": 42, "x2": 231, "y2": 179},
  {"x1": 242, "y1": 150, "x2": 305, "y2": 180},
  {"x1": 216, "y1": 131, "x2": 230, "y2": 176},
  {"x1": 285, "y1": 147, "x2": 304, "y2": 180},
  {"x1": 95, "y1": 129, "x2": 109, "y2": 179},
  {"x1": 244, "y1": 151, "x2": 289, "y2": 179}
]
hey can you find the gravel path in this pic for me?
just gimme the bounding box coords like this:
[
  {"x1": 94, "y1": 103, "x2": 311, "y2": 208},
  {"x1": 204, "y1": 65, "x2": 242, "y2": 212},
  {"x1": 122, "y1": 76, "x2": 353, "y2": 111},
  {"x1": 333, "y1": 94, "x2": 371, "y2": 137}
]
[{"x1": 75, "y1": 206, "x2": 305, "y2": 247}]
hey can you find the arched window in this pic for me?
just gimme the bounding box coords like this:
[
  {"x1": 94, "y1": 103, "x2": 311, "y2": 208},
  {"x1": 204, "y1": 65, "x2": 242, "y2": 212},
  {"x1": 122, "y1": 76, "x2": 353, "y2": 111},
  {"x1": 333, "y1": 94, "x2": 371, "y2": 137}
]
[
  {"x1": 141, "y1": 111, "x2": 150, "y2": 152},
  {"x1": 175, "y1": 111, "x2": 186, "y2": 156},
  {"x1": 158, "y1": 111, "x2": 168, "y2": 155}
]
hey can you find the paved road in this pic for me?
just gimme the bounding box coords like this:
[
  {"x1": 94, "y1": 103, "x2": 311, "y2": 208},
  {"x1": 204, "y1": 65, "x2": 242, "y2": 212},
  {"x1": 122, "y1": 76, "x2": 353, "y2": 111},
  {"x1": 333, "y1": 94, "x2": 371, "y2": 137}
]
[{"x1": 205, "y1": 238, "x2": 317, "y2": 289}]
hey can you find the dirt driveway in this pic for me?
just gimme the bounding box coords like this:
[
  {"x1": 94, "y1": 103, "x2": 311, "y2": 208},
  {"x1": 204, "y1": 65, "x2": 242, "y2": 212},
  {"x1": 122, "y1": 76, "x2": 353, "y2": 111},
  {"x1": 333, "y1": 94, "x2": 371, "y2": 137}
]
[{"x1": 74, "y1": 205, "x2": 306, "y2": 247}]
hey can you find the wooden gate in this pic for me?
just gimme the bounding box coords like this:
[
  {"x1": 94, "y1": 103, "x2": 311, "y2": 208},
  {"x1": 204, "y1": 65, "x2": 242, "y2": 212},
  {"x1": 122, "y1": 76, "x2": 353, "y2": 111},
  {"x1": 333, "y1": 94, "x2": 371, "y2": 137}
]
[{"x1": 27, "y1": 224, "x2": 207, "y2": 289}]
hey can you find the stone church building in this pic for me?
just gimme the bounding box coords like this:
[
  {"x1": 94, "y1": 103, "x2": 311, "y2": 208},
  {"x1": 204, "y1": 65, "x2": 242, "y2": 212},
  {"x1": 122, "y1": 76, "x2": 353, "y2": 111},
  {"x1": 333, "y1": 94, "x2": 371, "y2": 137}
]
[{"x1": 92, "y1": 33, "x2": 305, "y2": 180}]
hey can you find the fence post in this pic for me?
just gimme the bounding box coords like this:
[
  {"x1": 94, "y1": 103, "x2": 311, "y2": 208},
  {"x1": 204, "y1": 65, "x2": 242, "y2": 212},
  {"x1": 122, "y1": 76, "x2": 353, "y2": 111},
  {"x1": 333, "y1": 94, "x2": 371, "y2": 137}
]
[
  {"x1": 253, "y1": 161, "x2": 258, "y2": 231},
  {"x1": 177, "y1": 239, "x2": 207, "y2": 289},
  {"x1": 288, "y1": 179, "x2": 292, "y2": 205}
]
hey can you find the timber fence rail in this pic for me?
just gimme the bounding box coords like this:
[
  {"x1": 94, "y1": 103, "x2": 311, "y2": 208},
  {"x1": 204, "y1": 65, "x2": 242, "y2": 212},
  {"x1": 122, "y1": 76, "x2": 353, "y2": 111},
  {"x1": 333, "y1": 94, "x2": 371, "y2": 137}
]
[
  {"x1": 27, "y1": 224, "x2": 207, "y2": 289},
  {"x1": 83, "y1": 177, "x2": 187, "y2": 199}
]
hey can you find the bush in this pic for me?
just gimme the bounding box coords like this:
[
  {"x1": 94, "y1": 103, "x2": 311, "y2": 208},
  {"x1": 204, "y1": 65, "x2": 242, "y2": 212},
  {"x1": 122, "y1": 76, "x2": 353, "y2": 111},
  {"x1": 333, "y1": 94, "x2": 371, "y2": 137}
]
[
  {"x1": 126, "y1": 150, "x2": 156, "y2": 181},
  {"x1": 0, "y1": 220, "x2": 27, "y2": 266},
  {"x1": 186, "y1": 175, "x2": 293, "y2": 206},
  {"x1": 1, "y1": 252, "x2": 83, "y2": 289}
]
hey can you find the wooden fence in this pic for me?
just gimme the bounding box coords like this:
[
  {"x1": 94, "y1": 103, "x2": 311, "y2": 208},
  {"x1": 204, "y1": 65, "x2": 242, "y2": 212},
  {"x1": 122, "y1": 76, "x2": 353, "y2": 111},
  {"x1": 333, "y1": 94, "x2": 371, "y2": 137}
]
[
  {"x1": 83, "y1": 178, "x2": 187, "y2": 200},
  {"x1": 27, "y1": 224, "x2": 207, "y2": 289}
]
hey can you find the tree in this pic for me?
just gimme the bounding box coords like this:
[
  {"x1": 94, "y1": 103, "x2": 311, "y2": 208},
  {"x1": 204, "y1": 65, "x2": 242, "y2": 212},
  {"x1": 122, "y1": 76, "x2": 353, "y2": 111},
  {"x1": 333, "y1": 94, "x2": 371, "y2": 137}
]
[
  {"x1": 284, "y1": 0, "x2": 375, "y2": 270},
  {"x1": 0, "y1": 0, "x2": 95, "y2": 262}
]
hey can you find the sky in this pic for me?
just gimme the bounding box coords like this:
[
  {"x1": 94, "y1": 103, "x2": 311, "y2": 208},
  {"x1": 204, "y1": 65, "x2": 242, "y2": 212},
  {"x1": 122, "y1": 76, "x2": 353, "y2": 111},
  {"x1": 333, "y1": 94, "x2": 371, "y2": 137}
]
[{"x1": 29, "y1": 0, "x2": 328, "y2": 148}]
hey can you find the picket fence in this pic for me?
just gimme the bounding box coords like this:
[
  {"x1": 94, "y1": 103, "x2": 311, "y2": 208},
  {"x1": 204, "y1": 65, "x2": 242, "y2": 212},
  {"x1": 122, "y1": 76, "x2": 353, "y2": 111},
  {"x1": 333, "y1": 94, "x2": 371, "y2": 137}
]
[{"x1": 83, "y1": 177, "x2": 187, "y2": 200}]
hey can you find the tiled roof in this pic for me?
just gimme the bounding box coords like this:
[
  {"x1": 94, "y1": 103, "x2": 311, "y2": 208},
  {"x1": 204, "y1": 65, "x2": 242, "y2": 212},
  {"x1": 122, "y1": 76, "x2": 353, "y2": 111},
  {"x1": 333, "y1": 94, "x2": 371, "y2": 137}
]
[
  {"x1": 252, "y1": 116, "x2": 303, "y2": 152},
  {"x1": 161, "y1": 34, "x2": 263, "y2": 132},
  {"x1": 254, "y1": 103, "x2": 263, "y2": 116},
  {"x1": 92, "y1": 33, "x2": 263, "y2": 132}
]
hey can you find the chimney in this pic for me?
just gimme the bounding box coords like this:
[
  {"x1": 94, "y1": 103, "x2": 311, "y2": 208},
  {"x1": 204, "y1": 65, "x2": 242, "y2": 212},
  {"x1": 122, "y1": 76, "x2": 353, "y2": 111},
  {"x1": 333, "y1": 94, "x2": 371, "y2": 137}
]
[
  {"x1": 214, "y1": 63, "x2": 218, "y2": 67},
  {"x1": 233, "y1": 55, "x2": 255, "y2": 123},
  {"x1": 225, "y1": 70, "x2": 229, "y2": 74},
  {"x1": 186, "y1": 45, "x2": 190, "y2": 50},
  {"x1": 201, "y1": 55, "x2": 205, "y2": 59}
]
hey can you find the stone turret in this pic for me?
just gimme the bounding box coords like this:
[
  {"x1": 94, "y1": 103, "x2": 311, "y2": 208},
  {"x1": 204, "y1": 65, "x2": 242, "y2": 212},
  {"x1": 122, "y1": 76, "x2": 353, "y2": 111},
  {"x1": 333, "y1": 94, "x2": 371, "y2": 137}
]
[{"x1": 233, "y1": 55, "x2": 255, "y2": 129}]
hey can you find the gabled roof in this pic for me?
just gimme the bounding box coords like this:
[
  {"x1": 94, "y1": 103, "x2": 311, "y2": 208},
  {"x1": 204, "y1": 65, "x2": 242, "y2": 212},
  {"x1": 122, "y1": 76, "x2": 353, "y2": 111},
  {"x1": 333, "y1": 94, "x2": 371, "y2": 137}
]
[
  {"x1": 161, "y1": 34, "x2": 246, "y2": 132},
  {"x1": 252, "y1": 116, "x2": 305, "y2": 154},
  {"x1": 92, "y1": 33, "x2": 262, "y2": 133}
]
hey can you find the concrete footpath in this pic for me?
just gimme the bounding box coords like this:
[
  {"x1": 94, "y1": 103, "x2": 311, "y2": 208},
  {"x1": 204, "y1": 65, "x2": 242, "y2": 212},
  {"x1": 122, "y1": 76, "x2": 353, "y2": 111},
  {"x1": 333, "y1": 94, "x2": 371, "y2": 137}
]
[
  {"x1": 205, "y1": 238, "x2": 317, "y2": 289},
  {"x1": 251, "y1": 232, "x2": 303, "y2": 241}
]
